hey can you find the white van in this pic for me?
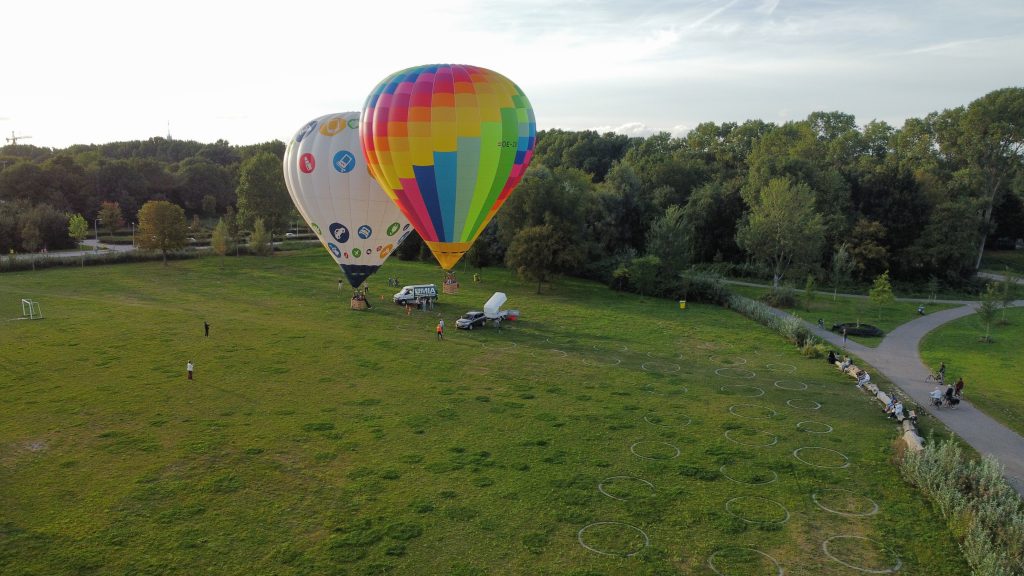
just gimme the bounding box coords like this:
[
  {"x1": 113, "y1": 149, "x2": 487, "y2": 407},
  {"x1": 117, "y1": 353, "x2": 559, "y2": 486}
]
[{"x1": 393, "y1": 284, "x2": 438, "y2": 305}]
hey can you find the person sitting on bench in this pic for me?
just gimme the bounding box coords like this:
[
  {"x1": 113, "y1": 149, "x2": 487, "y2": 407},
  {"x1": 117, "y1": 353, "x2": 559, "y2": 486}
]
[
  {"x1": 827, "y1": 350, "x2": 837, "y2": 364},
  {"x1": 857, "y1": 371, "x2": 871, "y2": 387}
]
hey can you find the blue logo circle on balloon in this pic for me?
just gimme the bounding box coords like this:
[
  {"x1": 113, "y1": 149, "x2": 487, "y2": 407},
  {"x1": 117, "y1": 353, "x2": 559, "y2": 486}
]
[
  {"x1": 329, "y1": 223, "x2": 349, "y2": 243},
  {"x1": 358, "y1": 225, "x2": 372, "y2": 239},
  {"x1": 333, "y1": 150, "x2": 356, "y2": 173},
  {"x1": 327, "y1": 242, "x2": 341, "y2": 258},
  {"x1": 296, "y1": 120, "x2": 318, "y2": 143}
]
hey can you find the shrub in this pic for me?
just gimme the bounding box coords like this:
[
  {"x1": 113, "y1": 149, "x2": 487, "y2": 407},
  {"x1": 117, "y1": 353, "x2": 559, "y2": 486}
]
[
  {"x1": 899, "y1": 438, "x2": 1024, "y2": 575},
  {"x1": 760, "y1": 286, "x2": 796, "y2": 307},
  {"x1": 726, "y1": 294, "x2": 815, "y2": 347},
  {"x1": 677, "y1": 272, "x2": 731, "y2": 305}
]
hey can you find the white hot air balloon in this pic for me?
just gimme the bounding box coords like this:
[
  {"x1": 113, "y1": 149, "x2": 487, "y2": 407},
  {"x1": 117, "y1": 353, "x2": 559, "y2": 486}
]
[{"x1": 283, "y1": 112, "x2": 412, "y2": 288}]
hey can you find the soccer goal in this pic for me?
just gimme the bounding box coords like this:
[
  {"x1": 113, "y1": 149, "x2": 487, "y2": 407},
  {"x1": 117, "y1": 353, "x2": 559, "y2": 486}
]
[{"x1": 21, "y1": 299, "x2": 43, "y2": 320}]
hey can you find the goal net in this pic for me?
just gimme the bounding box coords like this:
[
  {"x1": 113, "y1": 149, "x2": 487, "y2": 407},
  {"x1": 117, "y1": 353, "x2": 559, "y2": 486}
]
[{"x1": 21, "y1": 299, "x2": 43, "y2": 320}]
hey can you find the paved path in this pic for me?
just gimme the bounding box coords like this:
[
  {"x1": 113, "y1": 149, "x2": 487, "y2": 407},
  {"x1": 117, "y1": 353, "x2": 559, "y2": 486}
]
[{"x1": 778, "y1": 299, "x2": 1024, "y2": 496}]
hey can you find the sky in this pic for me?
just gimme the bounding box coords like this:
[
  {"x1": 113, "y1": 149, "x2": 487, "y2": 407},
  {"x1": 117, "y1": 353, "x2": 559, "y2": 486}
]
[{"x1": 3, "y1": 0, "x2": 1023, "y2": 149}]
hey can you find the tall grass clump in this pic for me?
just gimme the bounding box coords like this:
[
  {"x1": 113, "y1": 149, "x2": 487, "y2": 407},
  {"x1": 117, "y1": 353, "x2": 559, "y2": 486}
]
[
  {"x1": 726, "y1": 294, "x2": 816, "y2": 347},
  {"x1": 899, "y1": 439, "x2": 1024, "y2": 576}
]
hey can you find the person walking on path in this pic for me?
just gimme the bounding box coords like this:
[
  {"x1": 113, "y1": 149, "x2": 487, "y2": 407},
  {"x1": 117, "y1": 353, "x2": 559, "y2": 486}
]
[
  {"x1": 187, "y1": 360, "x2": 194, "y2": 380},
  {"x1": 204, "y1": 321, "x2": 210, "y2": 337},
  {"x1": 955, "y1": 377, "x2": 965, "y2": 398},
  {"x1": 436, "y1": 320, "x2": 444, "y2": 340}
]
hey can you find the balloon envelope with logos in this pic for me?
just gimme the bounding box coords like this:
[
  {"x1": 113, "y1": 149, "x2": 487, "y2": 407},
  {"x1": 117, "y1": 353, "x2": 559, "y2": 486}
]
[
  {"x1": 360, "y1": 63, "x2": 536, "y2": 270},
  {"x1": 283, "y1": 111, "x2": 412, "y2": 288}
]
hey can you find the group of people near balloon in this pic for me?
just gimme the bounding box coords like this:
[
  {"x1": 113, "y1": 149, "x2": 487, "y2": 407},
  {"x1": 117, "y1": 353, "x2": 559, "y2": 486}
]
[{"x1": 282, "y1": 64, "x2": 536, "y2": 294}]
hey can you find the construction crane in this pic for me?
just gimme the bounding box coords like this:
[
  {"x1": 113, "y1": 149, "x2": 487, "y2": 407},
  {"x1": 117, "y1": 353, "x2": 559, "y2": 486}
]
[{"x1": 6, "y1": 131, "x2": 32, "y2": 145}]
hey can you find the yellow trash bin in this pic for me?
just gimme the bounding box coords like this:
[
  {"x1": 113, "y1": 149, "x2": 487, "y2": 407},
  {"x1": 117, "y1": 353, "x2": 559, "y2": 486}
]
[{"x1": 679, "y1": 300, "x2": 687, "y2": 310}]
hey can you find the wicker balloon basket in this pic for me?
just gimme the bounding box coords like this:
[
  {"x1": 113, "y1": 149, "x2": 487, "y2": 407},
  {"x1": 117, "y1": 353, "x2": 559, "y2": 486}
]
[{"x1": 350, "y1": 297, "x2": 368, "y2": 310}]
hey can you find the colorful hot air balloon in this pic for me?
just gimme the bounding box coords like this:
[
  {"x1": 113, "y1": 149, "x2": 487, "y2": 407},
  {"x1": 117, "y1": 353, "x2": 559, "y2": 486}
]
[
  {"x1": 283, "y1": 111, "x2": 412, "y2": 288},
  {"x1": 360, "y1": 64, "x2": 536, "y2": 270}
]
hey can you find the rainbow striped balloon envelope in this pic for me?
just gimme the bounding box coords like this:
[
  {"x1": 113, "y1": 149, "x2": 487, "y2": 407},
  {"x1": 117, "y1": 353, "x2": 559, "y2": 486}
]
[{"x1": 360, "y1": 64, "x2": 536, "y2": 270}]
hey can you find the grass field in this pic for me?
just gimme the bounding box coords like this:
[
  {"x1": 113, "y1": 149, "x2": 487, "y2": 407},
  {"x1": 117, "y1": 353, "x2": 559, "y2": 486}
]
[
  {"x1": 727, "y1": 283, "x2": 957, "y2": 348},
  {"x1": 920, "y1": 307, "x2": 1024, "y2": 438},
  {"x1": 0, "y1": 251, "x2": 968, "y2": 575},
  {"x1": 980, "y1": 250, "x2": 1024, "y2": 276}
]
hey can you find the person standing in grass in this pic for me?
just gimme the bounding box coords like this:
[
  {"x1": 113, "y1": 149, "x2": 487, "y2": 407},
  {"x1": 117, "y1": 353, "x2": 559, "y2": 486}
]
[
  {"x1": 187, "y1": 360, "x2": 194, "y2": 380},
  {"x1": 204, "y1": 321, "x2": 210, "y2": 337},
  {"x1": 436, "y1": 320, "x2": 444, "y2": 340}
]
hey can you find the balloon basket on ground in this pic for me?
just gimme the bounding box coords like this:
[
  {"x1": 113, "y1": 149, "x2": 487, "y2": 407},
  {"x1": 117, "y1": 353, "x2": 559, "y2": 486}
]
[
  {"x1": 443, "y1": 283, "x2": 459, "y2": 295},
  {"x1": 350, "y1": 298, "x2": 369, "y2": 311}
]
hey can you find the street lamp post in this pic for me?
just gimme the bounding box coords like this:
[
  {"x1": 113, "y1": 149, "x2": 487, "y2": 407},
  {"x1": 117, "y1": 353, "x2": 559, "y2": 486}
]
[
  {"x1": 94, "y1": 218, "x2": 102, "y2": 251},
  {"x1": 132, "y1": 222, "x2": 136, "y2": 247}
]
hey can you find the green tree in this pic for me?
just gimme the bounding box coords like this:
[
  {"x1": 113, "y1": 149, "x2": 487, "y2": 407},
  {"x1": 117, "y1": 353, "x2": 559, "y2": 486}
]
[
  {"x1": 98, "y1": 201, "x2": 124, "y2": 238},
  {"x1": 225, "y1": 206, "x2": 241, "y2": 256},
  {"x1": 803, "y1": 274, "x2": 816, "y2": 311},
  {"x1": 504, "y1": 224, "x2": 577, "y2": 293},
  {"x1": 645, "y1": 205, "x2": 688, "y2": 275},
  {"x1": 68, "y1": 213, "x2": 89, "y2": 267},
  {"x1": 137, "y1": 200, "x2": 187, "y2": 265},
  {"x1": 999, "y1": 267, "x2": 1018, "y2": 323},
  {"x1": 201, "y1": 194, "x2": 218, "y2": 217},
  {"x1": 830, "y1": 242, "x2": 855, "y2": 301},
  {"x1": 736, "y1": 178, "x2": 825, "y2": 287},
  {"x1": 926, "y1": 275, "x2": 940, "y2": 302},
  {"x1": 20, "y1": 218, "x2": 42, "y2": 271},
  {"x1": 955, "y1": 88, "x2": 1024, "y2": 271},
  {"x1": 977, "y1": 283, "x2": 1001, "y2": 343},
  {"x1": 249, "y1": 217, "x2": 271, "y2": 256},
  {"x1": 869, "y1": 270, "x2": 894, "y2": 321},
  {"x1": 211, "y1": 218, "x2": 229, "y2": 267},
  {"x1": 236, "y1": 151, "x2": 292, "y2": 243},
  {"x1": 629, "y1": 255, "x2": 662, "y2": 298}
]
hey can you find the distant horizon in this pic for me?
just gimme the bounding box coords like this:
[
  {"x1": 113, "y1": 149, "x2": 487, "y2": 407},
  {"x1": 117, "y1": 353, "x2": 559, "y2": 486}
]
[
  {"x1": 4, "y1": 0, "x2": 1022, "y2": 149},
  {"x1": 4, "y1": 82, "x2": 1015, "y2": 152}
]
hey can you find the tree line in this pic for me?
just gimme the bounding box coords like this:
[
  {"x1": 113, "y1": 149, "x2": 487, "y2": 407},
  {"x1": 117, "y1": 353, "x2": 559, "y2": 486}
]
[{"x1": 1, "y1": 87, "x2": 1021, "y2": 294}]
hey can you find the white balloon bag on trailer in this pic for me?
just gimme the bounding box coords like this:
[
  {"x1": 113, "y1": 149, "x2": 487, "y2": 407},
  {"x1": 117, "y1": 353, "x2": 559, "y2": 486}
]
[{"x1": 484, "y1": 292, "x2": 506, "y2": 319}]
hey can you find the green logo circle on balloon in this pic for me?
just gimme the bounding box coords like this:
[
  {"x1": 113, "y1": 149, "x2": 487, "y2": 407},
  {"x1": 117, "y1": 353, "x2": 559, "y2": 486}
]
[{"x1": 360, "y1": 64, "x2": 537, "y2": 270}]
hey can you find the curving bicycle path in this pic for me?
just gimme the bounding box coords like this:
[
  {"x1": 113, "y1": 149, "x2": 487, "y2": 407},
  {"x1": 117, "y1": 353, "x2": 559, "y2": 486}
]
[{"x1": 781, "y1": 300, "x2": 1024, "y2": 496}]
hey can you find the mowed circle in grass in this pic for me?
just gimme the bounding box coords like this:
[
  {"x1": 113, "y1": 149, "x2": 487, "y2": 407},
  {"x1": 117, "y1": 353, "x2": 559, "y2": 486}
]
[
  {"x1": 709, "y1": 355, "x2": 747, "y2": 366},
  {"x1": 719, "y1": 384, "x2": 765, "y2": 397},
  {"x1": 764, "y1": 363, "x2": 796, "y2": 372},
  {"x1": 787, "y1": 398, "x2": 822, "y2": 410},
  {"x1": 643, "y1": 412, "x2": 692, "y2": 428},
  {"x1": 725, "y1": 496, "x2": 790, "y2": 524},
  {"x1": 724, "y1": 428, "x2": 778, "y2": 447},
  {"x1": 720, "y1": 462, "x2": 778, "y2": 485},
  {"x1": 794, "y1": 446, "x2": 850, "y2": 468},
  {"x1": 641, "y1": 361, "x2": 681, "y2": 374},
  {"x1": 581, "y1": 354, "x2": 622, "y2": 366},
  {"x1": 577, "y1": 522, "x2": 650, "y2": 557},
  {"x1": 530, "y1": 348, "x2": 568, "y2": 358},
  {"x1": 630, "y1": 441, "x2": 681, "y2": 460},
  {"x1": 715, "y1": 367, "x2": 756, "y2": 379},
  {"x1": 480, "y1": 340, "x2": 518, "y2": 350},
  {"x1": 708, "y1": 547, "x2": 784, "y2": 576},
  {"x1": 812, "y1": 488, "x2": 879, "y2": 517},
  {"x1": 823, "y1": 535, "x2": 902, "y2": 573},
  {"x1": 773, "y1": 379, "x2": 808, "y2": 391},
  {"x1": 597, "y1": 476, "x2": 656, "y2": 501},
  {"x1": 729, "y1": 404, "x2": 778, "y2": 419},
  {"x1": 797, "y1": 420, "x2": 833, "y2": 434}
]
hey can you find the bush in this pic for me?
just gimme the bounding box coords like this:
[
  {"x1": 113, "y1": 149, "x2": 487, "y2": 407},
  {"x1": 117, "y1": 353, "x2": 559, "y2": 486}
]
[
  {"x1": 726, "y1": 294, "x2": 816, "y2": 347},
  {"x1": 899, "y1": 438, "x2": 1024, "y2": 575},
  {"x1": 760, "y1": 286, "x2": 796, "y2": 307},
  {"x1": 677, "y1": 273, "x2": 731, "y2": 305}
]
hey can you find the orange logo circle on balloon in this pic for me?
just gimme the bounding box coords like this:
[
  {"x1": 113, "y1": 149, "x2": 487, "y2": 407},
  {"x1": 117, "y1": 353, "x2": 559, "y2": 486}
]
[{"x1": 319, "y1": 117, "x2": 346, "y2": 136}]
